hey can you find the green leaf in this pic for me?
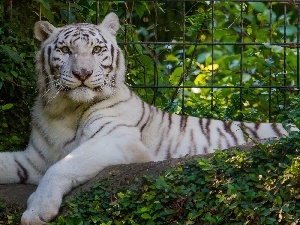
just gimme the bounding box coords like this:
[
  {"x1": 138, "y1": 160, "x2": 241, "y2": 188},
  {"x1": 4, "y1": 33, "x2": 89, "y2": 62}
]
[
  {"x1": 11, "y1": 136, "x2": 20, "y2": 141},
  {"x1": 41, "y1": 5, "x2": 54, "y2": 22},
  {"x1": 277, "y1": 25, "x2": 297, "y2": 36},
  {"x1": 276, "y1": 195, "x2": 282, "y2": 206},
  {"x1": 247, "y1": 27, "x2": 252, "y2": 35},
  {"x1": 117, "y1": 192, "x2": 125, "y2": 199},
  {"x1": 0, "y1": 45, "x2": 23, "y2": 63},
  {"x1": 169, "y1": 67, "x2": 183, "y2": 85},
  {"x1": 261, "y1": 209, "x2": 271, "y2": 216},
  {"x1": 257, "y1": 13, "x2": 265, "y2": 22},
  {"x1": 11, "y1": 71, "x2": 18, "y2": 77},
  {"x1": 205, "y1": 56, "x2": 212, "y2": 67},
  {"x1": 165, "y1": 54, "x2": 180, "y2": 62},
  {"x1": 33, "y1": 0, "x2": 51, "y2": 9},
  {"x1": 1, "y1": 104, "x2": 13, "y2": 110},
  {"x1": 138, "y1": 207, "x2": 150, "y2": 213},
  {"x1": 249, "y1": 2, "x2": 266, "y2": 13},
  {"x1": 155, "y1": 176, "x2": 168, "y2": 188},
  {"x1": 141, "y1": 213, "x2": 152, "y2": 219},
  {"x1": 135, "y1": 2, "x2": 148, "y2": 18},
  {"x1": 100, "y1": 2, "x2": 109, "y2": 15}
]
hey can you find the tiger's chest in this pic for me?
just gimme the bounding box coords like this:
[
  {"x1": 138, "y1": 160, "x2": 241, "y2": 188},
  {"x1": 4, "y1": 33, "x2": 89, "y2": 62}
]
[
  {"x1": 42, "y1": 114, "x2": 81, "y2": 159},
  {"x1": 32, "y1": 99, "x2": 85, "y2": 159},
  {"x1": 40, "y1": 102, "x2": 126, "y2": 155}
]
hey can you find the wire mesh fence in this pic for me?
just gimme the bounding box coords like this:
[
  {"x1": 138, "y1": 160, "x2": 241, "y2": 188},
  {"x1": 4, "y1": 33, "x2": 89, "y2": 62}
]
[{"x1": 2, "y1": 0, "x2": 300, "y2": 122}]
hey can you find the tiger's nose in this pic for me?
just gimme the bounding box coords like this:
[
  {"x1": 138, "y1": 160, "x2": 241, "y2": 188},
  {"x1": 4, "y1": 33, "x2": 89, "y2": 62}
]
[{"x1": 72, "y1": 69, "x2": 93, "y2": 81}]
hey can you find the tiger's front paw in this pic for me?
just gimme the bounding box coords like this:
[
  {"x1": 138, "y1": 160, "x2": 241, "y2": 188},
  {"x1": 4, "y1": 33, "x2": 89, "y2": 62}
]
[
  {"x1": 21, "y1": 209, "x2": 46, "y2": 225},
  {"x1": 21, "y1": 206, "x2": 58, "y2": 225},
  {"x1": 21, "y1": 191, "x2": 61, "y2": 225}
]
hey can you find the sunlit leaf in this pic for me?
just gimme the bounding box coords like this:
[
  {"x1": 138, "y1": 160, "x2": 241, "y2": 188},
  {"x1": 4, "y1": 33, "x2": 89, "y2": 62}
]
[
  {"x1": 249, "y1": 2, "x2": 266, "y2": 13},
  {"x1": 169, "y1": 67, "x2": 183, "y2": 85},
  {"x1": 165, "y1": 54, "x2": 180, "y2": 62},
  {"x1": 1, "y1": 104, "x2": 13, "y2": 110}
]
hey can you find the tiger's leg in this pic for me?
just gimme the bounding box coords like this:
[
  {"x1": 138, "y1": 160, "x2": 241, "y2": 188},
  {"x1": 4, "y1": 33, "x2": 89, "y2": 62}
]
[
  {"x1": 0, "y1": 144, "x2": 47, "y2": 185},
  {"x1": 21, "y1": 134, "x2": 151, "y2": 224}
]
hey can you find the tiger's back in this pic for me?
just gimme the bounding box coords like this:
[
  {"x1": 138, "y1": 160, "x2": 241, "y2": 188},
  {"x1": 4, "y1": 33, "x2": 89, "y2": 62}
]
[
  {"x1": 134, "y1": 92, "x2": 288, "y2": 159},
  {"x1": 0, "y1": 13, "x2": 295, "y2": 225}
]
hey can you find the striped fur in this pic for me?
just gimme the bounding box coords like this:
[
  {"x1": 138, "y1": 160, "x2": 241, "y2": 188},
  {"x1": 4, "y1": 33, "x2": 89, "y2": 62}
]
[{"x1": 0, "y1": 13, "x2": 294, "y2": 224}]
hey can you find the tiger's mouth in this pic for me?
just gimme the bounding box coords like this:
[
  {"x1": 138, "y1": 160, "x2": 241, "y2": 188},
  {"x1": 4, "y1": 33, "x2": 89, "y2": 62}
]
[
  {"x1": 65, "y1": 85, "x2": 100, "y2": 102},
  {"x1": 60, "y1": 82, "x2": 104, "y2": 93},
  {"x1": 78, "y1": 84, "x2": 103, "y2": 92}
]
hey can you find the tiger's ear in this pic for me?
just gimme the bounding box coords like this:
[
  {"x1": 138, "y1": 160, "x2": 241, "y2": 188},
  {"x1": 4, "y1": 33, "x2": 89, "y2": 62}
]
[
  {"x1": 100, "y1": 12, "x2": 120, "y2": 36},
  {"x1": 34, "y1": 21, "x2": 56, "y2": 42}
]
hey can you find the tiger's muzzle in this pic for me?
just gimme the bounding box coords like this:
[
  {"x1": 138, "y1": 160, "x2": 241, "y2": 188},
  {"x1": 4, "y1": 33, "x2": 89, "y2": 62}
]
[{"x1": 72, "y1": 69, "x2": 93, "y2": 81}]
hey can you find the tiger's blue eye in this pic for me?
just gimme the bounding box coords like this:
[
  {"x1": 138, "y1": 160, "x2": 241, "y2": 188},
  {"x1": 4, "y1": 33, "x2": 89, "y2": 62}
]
[
  {"x1": 92, "y1": 46, "x2": 102, "y2": 54},
  {"x1": 60, "y1": 46, "x2": 71, "y2": 54}
]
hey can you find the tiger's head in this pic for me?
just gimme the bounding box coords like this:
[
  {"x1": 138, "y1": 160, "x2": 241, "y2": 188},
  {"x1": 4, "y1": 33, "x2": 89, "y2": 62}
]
[{"x1": 34, "y1": 13, "x2": 125, "y2": 103}]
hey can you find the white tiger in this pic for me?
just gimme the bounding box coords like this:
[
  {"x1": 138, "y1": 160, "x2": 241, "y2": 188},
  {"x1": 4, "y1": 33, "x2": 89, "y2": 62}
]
[{"x1": 0, "y1": 13, "x2": 294, "y2": 224}]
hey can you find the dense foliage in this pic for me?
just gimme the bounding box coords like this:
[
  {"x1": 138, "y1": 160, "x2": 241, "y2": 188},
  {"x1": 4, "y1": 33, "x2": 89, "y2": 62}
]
[{"x1": 0, "y1": 1, "x2": 37, "y2": 151}]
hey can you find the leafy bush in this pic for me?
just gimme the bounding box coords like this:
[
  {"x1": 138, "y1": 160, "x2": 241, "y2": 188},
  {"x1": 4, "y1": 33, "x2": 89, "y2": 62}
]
[{"x1": 0, "y1": 1, "x2": 37, "y2": 151}]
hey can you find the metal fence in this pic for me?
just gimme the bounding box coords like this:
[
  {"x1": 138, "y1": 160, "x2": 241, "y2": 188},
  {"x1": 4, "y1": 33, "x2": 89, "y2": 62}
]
[{"x1": 3, "y1": 0, "x2": 300, "y2": 121}]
